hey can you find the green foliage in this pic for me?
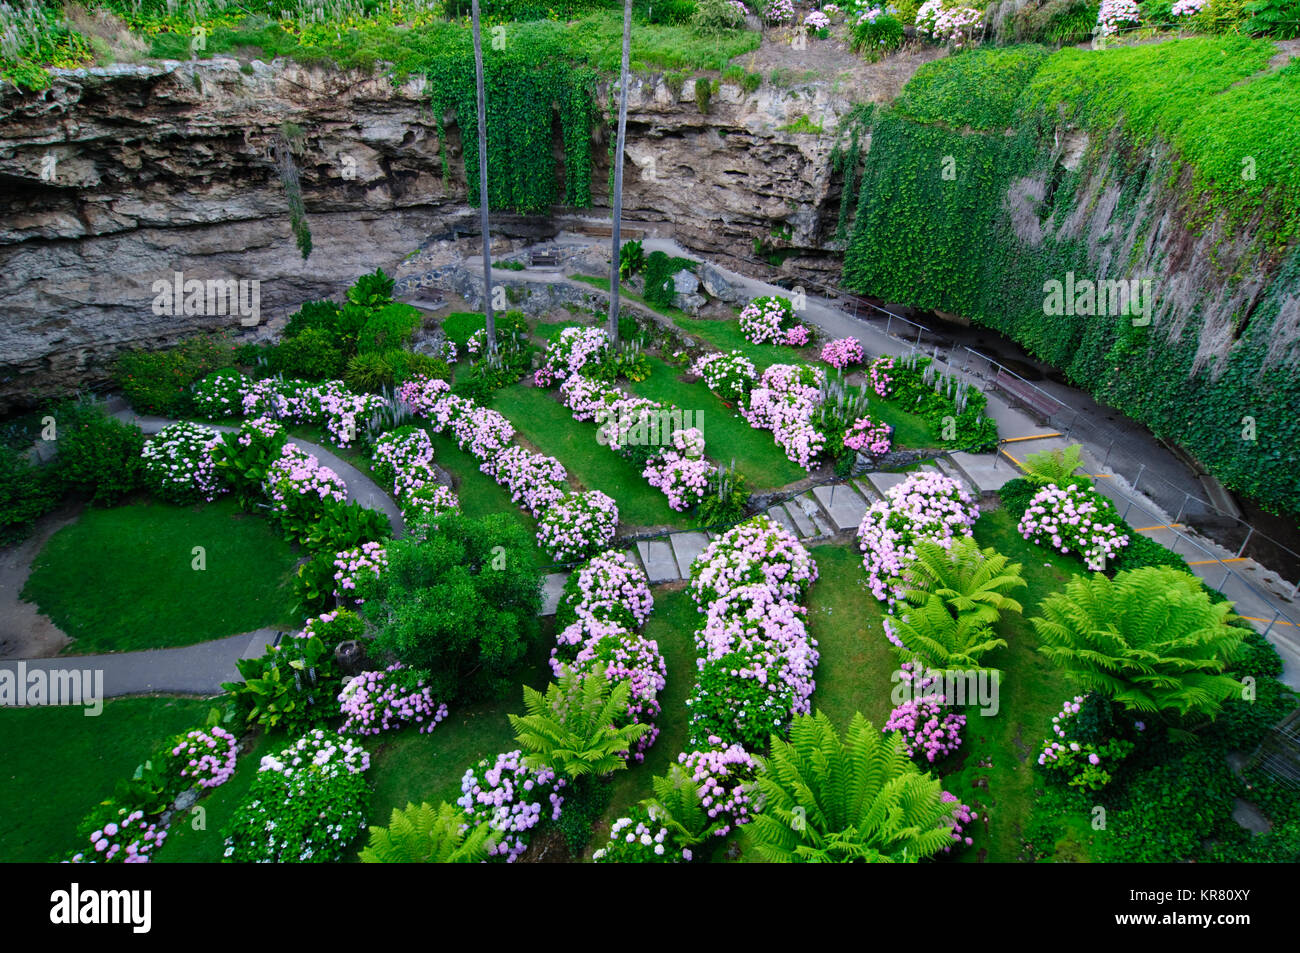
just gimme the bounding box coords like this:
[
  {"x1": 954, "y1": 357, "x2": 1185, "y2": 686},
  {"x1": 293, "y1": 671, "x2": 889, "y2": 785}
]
[
  {"x1": 359, "y1": 801, "x2": 496, "y2": 863},
  {"x1": 690, "y1": 652, "x2": 795, "y2": 750},
  {"x1": 778, "y1": 114, "x2": 823, "y2": 134},
  {"x1": 697, "y1": 464, "x2": 750, "y2": 528},
  {"x1": 750, "y1": 711, "x2": 955, "y2": 863},
  {"x1": 1021, "y1": 443, "x2": 1084, "y2": 485},
  {"x1": 358, "y1": 302, "x2": 423, "y2": 354},
  {"x1": 115, "y1": 333, "x2": 238, "y2": 416},
  {"x1": 269, "y1": 326, "x2": 345, "y2": 381},
  {"x1": 641, "y1": 763, "x2": 730, "y2": 845},
  {"x1": 889, "y1": 589, "x2": 1011, "y2": 673},
  {"x1": 366, "y1": 512, "x2": 541, "y2": 702},
  {"x1": 691, "y1": 0, "x2": 747, "y2": 34},
  {"x1": 293, "y1": 550, "x2": 338, "y2": 616},
  {"x1": 0, "y1": 445, "x2": 60, "y2": 545},
  {"x1": 509, "y1": 670, "x2": 650, "y2": 779},
  {"x1": 895, "y1": 45, "x2": 1050, "y2": 131},
  {"x1": 1011, "y1": 0, "x2": 1098, "y2": 45},
  {"x1": 53, "y1": 400, "x2": 145, "y2": 506},
  {"x1": 1245, "y1": 0, "x2": 1300, "y2": 37},
  {"x1": 305, "y1": 498, "x2": 392, "y2": 554},
  {"x1": 643, "y1": 251, "x2": 695, "y2": 309},
  {"x1": 694, "y1": 75, "x2": 716, "y2": 113},
  {"x1": 901, "y1": 537, "x2": 1027, "y2": 630},
  {"x1": 346, "y1": 349, "x2": 446, "y2": 392},
  {"x1": 1108, "y1": 531, "x2": 1192, "y2": 575},
  {"x1": 212, "y1": 419, "x2": 288, "y2": 511},
  {"x1": 222, "y1": 635, "x2": 344, "y2": 735},
  {"x1": 619, "y1": 239, "x2": 646, "y2": 280},
  {"x1": 1031, "y1": 567, "x2": 1247, "y2": 720},
  {"x1": 849, "y1": 12, "x2": 905, "y2": 62}
]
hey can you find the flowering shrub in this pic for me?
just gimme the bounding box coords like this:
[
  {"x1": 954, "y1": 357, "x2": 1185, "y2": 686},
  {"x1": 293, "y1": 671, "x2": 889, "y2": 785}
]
[
  {"x1": 371, "y1": 426, "x2": 435, "y2": 497},
  {"x1": 1096, "y1": 0, "x2": 1139, "y2": 35},
  {"x1": 821, "y1": 337, "x2": 865, "y2": 370},
  {"x1": 263, "y1": 443, "x2": 347, "y2": 535},
  {"x1": 320, "y1": 387, "x2": 388, "y2": 448},
  {"x1": 764, "y1": 0, "x2": 795, "y2": 22},
  {"x1": 804, "y1": 9, "x2": 830, "y2": 30},
  {"x1": 535, "y1": 326, "x2": 610, "y2": 386},
  {"x1": 338, "y1": 664, "x2": 449, "y2": 736},
  {"x1": 940, "y1": 791, "x2": 976, "y2": 852},
  {"x1": 823, "y1": 2, "x2": 842, "y2": 16},
  {"x1": 486, "y1": 445, "x2": 568, "y2": 516},
  {"x1": 690, "y1": 350, "x2": 756, "y2": 402},
  {"x1": 916, "y1": 0, "x2": 984, "y2": 46},
  {"x1": 1037, "y1": 695, "x2": 1136, "y2": 791},
  {"x1": 294, "y1": 608, "x2": 364, "y2": 645},
  {"x1": 560, "y1": 373, "x2": 617, "y2": 421},
  {"x1": 593, "y1": 809, "x2": 691, "y2": 862},
  {"x1": 677, "y1": 743, "x2": 760, "y2": 837},
  {"x1": 843, "y1": 414, "x2": 893, "y2": 456},
  {"x1": 783, "y1": 325, "x2": 810, "y2": 347},
  {"x1": 1018, "y1": 483, "x2": 1129, "y2": 571},
  {"x1": 728, "y1": 0, "x2": 750, "y2": 17},
  {"x1": 883, "y1": 664, "x2": 966, "y2": 762},
  {"x1": 402, "y1": 483, "x2": 460, "y2": 525},
  {"x1": 690, "y1": 515, "x2": 819, "y2": 607},
  {"x1": 449, "y1": 405, "x2": 514, "y2": 461},
  {"x1": 868, "y1": 354, "x2": 896, "y2": 398},
  {"x1": 68, "y1": 808, "x2": 165, "y2": 863},
  {"x1": 457, "y1": 750, "x2": 566, "y2": 862},
  {"x1": 537, "y1": 490, "x2": 619, "y2": 563},
  {"x1": 741, "y1": 363, "x2": 827, "y2": 470},
  {"x1": 191, "y1": 369, "x2": 251, "y2": 419},
  {"x1": 223, "y1": 730, "x2": 370, "y2": 863},
  {"x1": 242, "y1": 377, "x2": 293, "y2": 419},
  {"x1": 1171, "y1": 0, "x2": 1206, "y2": 13},
  {"x1": 856, "y1": 470, "x2": 979, "y2": 604},
  {"x1": 398, "y1": 375, "x2": 460, "y2": 424},
  {"x1": 333, "y1": 541, "x2": 388, "y2": 606},
  {"x1": 738, "y1": 295, "x2": 796, "y2": 345},
  {"x1": 558, "y1": 549, "x2": 654, "y2": 630},
  {"x1": 466, "y1": 328, "x2": 487, "y2": 358},
  {"x1": 141, "y1": 421, "x2": 225, "y2": 503},
  {"x1": 644, "y1": 451, "x2": 715, "y2": 511},
  {"x1": 171, "y1": 727, "x2": 238, "y2": 789}
]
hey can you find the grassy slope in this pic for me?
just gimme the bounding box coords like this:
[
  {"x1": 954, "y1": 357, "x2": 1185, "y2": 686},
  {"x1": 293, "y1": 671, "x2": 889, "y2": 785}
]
[
  {"x1": 0, "y1": 696, "x2": 212, "y2": 862},
  {"x1": 22, "y1": 498, "x2": 299, "y2": 654}
]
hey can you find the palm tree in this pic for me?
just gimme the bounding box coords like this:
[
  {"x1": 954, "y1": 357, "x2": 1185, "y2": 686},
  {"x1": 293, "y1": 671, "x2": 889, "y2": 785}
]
[
  {"x1": 359, "y1": 801, "x2": 496, "y2": 863},
  {"x1": 606, "y1": 0, "x2": 633, "y2": 345},
  {"x1": 508, "y1": 670, "x2": 649, "y2": 779},
  {"x1": 470, "y1": 0, "x2": 496, "y2": 355},
  {"x1": 888, "y1": 592, "x2": 1009, "y2": 673},
  {"x1": 901, "y1": 537, "x2": 1026, "y2": 629},
  {"x1": 749, "y1": 711, "x2": 955, "y2": 863},
  {"x1": 1031, "y1": 566, "x2": 1246, "y2": 721}
]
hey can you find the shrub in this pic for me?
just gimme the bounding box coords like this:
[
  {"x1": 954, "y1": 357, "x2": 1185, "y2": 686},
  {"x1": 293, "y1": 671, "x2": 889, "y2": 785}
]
[
  {"x1": 850, "y1": 10, "x2": 905, "y2": 60},
  {"x1": 0, "y1": 445, "x2": 60, "y2": 545},
  {"x1": 457, "y1": 750, "x2": 566, "y2": 862},
  {"x1": 358, "y1": 302, "x2": 422, "y2": 354},
  {"x1": 211, "y1": 416, "x2": 287, "y2": 511},
  {"x1": 619, "y1": 239, "x2": 646, "y2": 280},
  {"x1": 537, "y1": 490, "x2": 620, "y2": 564},
  {"x1": 53, "y1": 401, "x2": 144, "y2": 506},
  {"x1": 140, "y1": 421, "x2": 225, "y2": 504},
  {"x1": 337, "y1": 664, "x2": 449, "y2": 737},
  {"x1": 222, "y1": 635, "x2": 344, "y2": 734},
  {"x1": 366, "y1": 512, "x2": 542, "y2": 702},
  {"x1": 269, "y1": 326, "x2": 345, "y2": 381},
  {"x1": 692, "y1": 0, "x2": 748, "y2": 33},
  {"x1": 360, "y1": 802, "x2": 496, "y2": 863},
  {"x1": 1018, "y1": 482, "x2": 1129, "y2": 571},
  {"x1": 115, "y1": 334, "x2": 238, "y2": 416},
  {"x1": 281, "y1": 299, "x2": 342, "y2": 340},
  {"x1": 1245, "y1": 0, "x2": 1300, "y2": 37}
]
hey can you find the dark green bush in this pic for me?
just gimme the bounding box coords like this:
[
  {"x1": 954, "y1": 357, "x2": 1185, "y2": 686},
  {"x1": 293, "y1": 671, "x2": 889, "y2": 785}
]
[
  {"x1": 54, "y1": 402, "x2": 145, "y2": 506},
  {"x1": 0, "y1": 445, "x2": 60, "y2": 545},
  {"x1": 270, "y1": 327, "x2": 346, "y2": 380},
  {"x1": 358, "y1": 302, "x2": 423, "y2": 354},
  {"x1": 281, "y1": 300, "x2": 342, "y2": 340},
  {"x1": 115, "y1": 334, "x2": 238, "y2": 417}
]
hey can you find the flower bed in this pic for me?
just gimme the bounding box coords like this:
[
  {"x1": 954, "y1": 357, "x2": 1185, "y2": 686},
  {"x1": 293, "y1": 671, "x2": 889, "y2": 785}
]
[
  {"x1": 458, "y1": 750, "x2": 567, "y2": 862},
  {"x1": 535, "y1": 326, "x2": 610, "y2": 386},
  {"x1": 486, "y1": 445, "x2": 568, "y2": 517},
  {"x1": 1018, "y1": 483, "x2": 1129, "y2": 571},
  {"x1": 643, "y1": 449, "x2": 715, "y2": 511},
  {"x1": 338, "y1": 663, "x2": 449, "y2": 736},
  {"x1": 332, "y1": 541, "x2": 388, "y2": 606},
  {"x1": 856, "y1": 470, "x2": 979, "y2": 605},
  {"x1": 843, "y1": 414, "x2": 893, "y2": 457},
  {"x1": 537, "y1": 490, "x2": 619, "y2": 564},
  {"x1": 401, "y1": 483, "x2": 460, "y2": 524},
  {"x1": 171, "y1": 727, "x2": 239, "y2": 790},
  {"x1": 741, "y1": 363, "x2": 827, "y2": 470},
  {"x1": 141, "y1": 421, "x2": 225, "y2": 503},
  {"x1": 820, "y1": 337, "x2": 865, "y2": 370},
  {"x1": 68, "y1": 809, "x2": 166, "y2": 864},
  {"x1": 557, "y1": 549, "x2": 654, "y2": 630},
  {"x1": 371, "y1": 426, "x2": 435, "y2": 497},
  {"x1": 676, "y1": 743, "x2": 760, "y2": 837}
]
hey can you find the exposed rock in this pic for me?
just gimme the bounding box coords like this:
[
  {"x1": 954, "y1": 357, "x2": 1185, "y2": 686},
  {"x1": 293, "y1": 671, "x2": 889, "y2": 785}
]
[{"x1": 670, "y1": 269, "x2": 699, "y2": 296}]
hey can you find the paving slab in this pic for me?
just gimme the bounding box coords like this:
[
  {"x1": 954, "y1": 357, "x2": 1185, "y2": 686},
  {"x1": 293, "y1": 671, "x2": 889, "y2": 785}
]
[
  {"x1": 795, "y1": 492, "x2": 833, "y2": 538},
  {"x1": 949, "y1": 450, "x2": 1018, "y2": 496},
  {"x1": 766, "y1": 504, "x2": 800, "y2": 537},
  {"x1": 540, "y1": 572, "x2": 569, "y2": 616},
  {"x1": 812, "y1": 483, "x2": 869, "y2": 532},
  {"x1": 780, "y1": 500, "x2": 816, "y2": 538},
  {"x1": 851, "y1": 477, "x2": 881, "y2": 504},
  {"x1": 637, "y1": 537, "x2": 681, "y2": 584},
  {"x1": 669, "y1": 532, "x2": 711, "y2": 579},
  {"x1": 866, "y1": 469, "x2": 912, "y2": 499}
]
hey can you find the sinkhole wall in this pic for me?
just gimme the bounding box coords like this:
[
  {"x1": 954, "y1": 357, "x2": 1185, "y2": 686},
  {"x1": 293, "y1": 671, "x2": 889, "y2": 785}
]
[{"x1": 839, "y1": 38, "x2": 1300, "y2": 520}]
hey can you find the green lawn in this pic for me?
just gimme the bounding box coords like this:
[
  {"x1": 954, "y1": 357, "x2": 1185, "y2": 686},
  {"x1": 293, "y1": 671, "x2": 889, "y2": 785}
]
[
  {"x1": 0, "y1": 696, "x2": 212, "y2": 862},
  {"x1": 492, "y1": 383, "x2": 687, "y2": 530},
  {"x1": 23, "y1": 498, "x2": 299, "y2": 654},
  {"x1": 870, "y1": 397, "x2": 939, "y2": 450},
  {"x1": 628, "y1": 356, "x2": 806, "y2": 491}
]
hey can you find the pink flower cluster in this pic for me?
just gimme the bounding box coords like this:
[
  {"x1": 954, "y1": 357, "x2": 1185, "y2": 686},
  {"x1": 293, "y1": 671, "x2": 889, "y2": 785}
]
[
  {"x1": 402, "y1": 483, "x2": 460, "y2": 525},
  {"x1": 458, "y1": 750, "x2": 567, "y2": 862},
  {"x1": 449, "y1": 405, "x2": 515, "y2": 460},
  {"x1": 293, "y1": 608, "x2": 361, "y2": 643},
  {"x1": 338, "y1": 663, "x2": 450, "y2": 736},
  {"x1": 264, "y1": 442, "x2": 347, "y2": 513},
  {"x1": 484, "y1": 444, "x2": 568, "y2": 517},
  {"x1": 398, "y1": 376, "x2": 457, "y2": 422},
  {"x1": 741, "y1": 363, "x2": 828, "y2": 470},
  {"x1": 868, "y1": 354, "x2": 896, "y2": 398},
  {"x1": 738, "y1": 295, "x2": 796, "y2": 345},
  {"x1": 332, "y1": 541, "x2": 388, "y2": 606},
  {"x1": 856, "y1": 470, "x2": 978, "y2": 605},
  {"x1": 643, "y1": 450, "x2": 715, "y2": 511},
  {"x1": 258, "y1": 728, "x2": 370, "y2": 778},
  {"x1": 883, "y1": 664, "x2": 966, "y2": 762},
  {"x1": 191, "y1": 369, "x2": 251, "y2": 419},
  {"x1": 783, "y1": 325, "x2": 810, "y2": 347},
  {"x1": 689, "y1": 513, "x2": 819, "y2": 606},
  {"x1": 820, "y1": 337, "x2": 865, "y2": 370},
  {"x1": 320, "y1": 387, "x2": 388, "y2": 448},
  {"x1": 1096, "y1": 0, "x2": 1138, "y2": 35},
  {"x1": 676, "y1": 743, "x2": 760, "y2": 836},
  {"x1": 236, "y1": 414, "x2": 283, "y2": 448},
  {"x1": 562, "y1": 549, "x2": 654, "y2": 628},
  {"x1": 537, "y1": 490, "x2": 619, "y2": 563},
  {"x1": 690, "y1": 350, "x2": 756, "y2": 402},
  {"x1": 372, "y1": 427, "x2": 436, "y2": 498},
  {"x1": 804, "y1": 9, "x2": 830, "y2": 30},
  {"x1": 1018, "y1": 483, "x2": 1129, "y2": 571},
  {"x1": 843, "y1": 414, "x2": 893, "y2": 456},
  {"x1": 69, "y1": 810, "x2": 165, "y2": 864},
  {"x1": 1171, "y1": 0, "x2": 1205, "y2": 14},
  {"x1": 535, "y1": 326, "x2": 611, "y2": 386},
  {"x1": 940, "y1": 791, "x2": 976, "y2": 852},
  {"x1": 141, "y1": 421, "x2": 226, "y2": 502},
  {"x1": 171, "y1": 726, "x2": 239, "y2": 789}
]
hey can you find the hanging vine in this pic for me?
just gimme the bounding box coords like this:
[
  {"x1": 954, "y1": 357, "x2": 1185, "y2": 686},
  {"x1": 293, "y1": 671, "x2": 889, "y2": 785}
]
[{"x1": 272, "y1": 123, "x2": 312, "y2": 260}]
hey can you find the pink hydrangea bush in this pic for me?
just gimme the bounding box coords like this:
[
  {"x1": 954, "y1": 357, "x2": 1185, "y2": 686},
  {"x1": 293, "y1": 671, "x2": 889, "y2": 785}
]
[
  {"x1": 1171, "y1": 0, "x2": 1206, "y2": 13},
  {"x1": 868, "y1": 354, "x2": 896, "y2": 398},
  {"x1": 1036, "y1": 695, "x2": 1136, "y2": 791},
  {"x1": 738, "y1": 295, "x2": 796, "y2": 345},
  {"x1": 258, "y1": 728, "x2": 371, "y2": 777},
  {"x1": 843, "y1": 414, "x2": 893, "y2": 456},
  {"x1": 458, "y1": 750, "x2": 567, "y2": 862},
  {"x1": 741, "y1": 363, "x2": 828, "y2": 470},
  {"x1": 398, "y1": 375, "x2": 461, "y2": 425},
  {"x1": 537, "y1": 490, "x2": 619, "y2": 564},
  {"x1": 690, "y1": 350, "x2": 757, "y2": 402},
  {"x1": 883, "y1": 663, "x2": 966, "y2": 762},
  {"x1": 171, "y1": 726, "x2": 239, "y2": 789},
  {"x1": 141, "y1": 421, "x2": 226, "y2": 503},
  {"x1": 804, "y1": 9, "x2": 830, "y2": 30},
  {"x1": 485, "y1": 444, "x2": 568, "y2": 516},
  {"x1": 338, "y1": 663, "x2": 449, "y2": 736},
  {"x1": 940, "y1": 791, "x2": 976, "y2": 853},
  {"x1": 293, "y1": 608, "x2": 365, "y2": 644},
  {"x1": 1096, "y1": 0, "x2": 1138, "y2": 35},
  {"x1": 371, "y1": 426, "x2": 435, "y2": 498},
  {"x1": 916, "y1": 0, "x2": 984, "y2": 46},
  {"x1": 191, "y1": 369, "x2": 251, "y2": 419},
  {"x1": 644, "y1": 451, "x2": 715, "y2": 511},
  {"x1": 783, "y1": 324, "x2": 810, "y2": 347},
  {"x1": 855, "y1": 470, "x2": 978, "y2": 605},
  {"x1": 689, "y1": 514, "x2": 819, "y2": 607},
  {"x1": 67, "y1": 809, "x2": 166, "y2": 864},
  {"x1": 402, "y1": 483, "x2": 461, "y2": 528},
  {"x1": 332, "y1": 541, "x2": 388, "y2": 606},
  {"x1": 764, "y1": 0, "x2": 795, "y2": 23},
  {"x1": 559, "y1": 549, "x2": 654, "y2": 629},
  {"x1": 320, "y1": 387, "x2": 388, "y2": 448},
  {"x1": 263, "y1": 443, "x2": 348, "y2": 526},
  {"x1": 677, "y1": 743, "x2": 761, "y2": 836},
  {"x1": 1018, "y1": 483, "x2": 1129, "y2": 571},
  {"x1": 535, "y1": 326, "x2": 610, "y2": 386},
  {"x1": 821, "y1": 337, "x2": 865, "y2": 370},
  {"x1": 449, "y1": 405, "x2": 514, "y2": 460}
]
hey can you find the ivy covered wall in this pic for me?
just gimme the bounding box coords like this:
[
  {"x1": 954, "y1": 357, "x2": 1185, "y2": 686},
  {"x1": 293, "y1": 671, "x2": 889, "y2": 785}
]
[{"x1": 842, "y1": 39, "x2": 1300, "y2": 520}]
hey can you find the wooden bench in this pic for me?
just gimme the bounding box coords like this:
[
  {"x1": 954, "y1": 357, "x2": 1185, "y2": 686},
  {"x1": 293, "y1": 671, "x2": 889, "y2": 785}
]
[
  {"x1": 993, "y1": 369, "x2": 1062, "y2": 423},
  {"x1": 529, "y1": 248, "x2": 561, "y2": 268}
]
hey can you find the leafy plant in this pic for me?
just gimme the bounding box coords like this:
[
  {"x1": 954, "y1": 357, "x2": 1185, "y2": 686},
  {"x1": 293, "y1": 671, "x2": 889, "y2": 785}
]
[
  {"x1": 509, "y1": 671, "x2": 651, "y2": 780},
  {"x1": 901, "y1": 537, "x2": 1026, "y2": 629},
  {"x1": 1022, "y1": 443, "x2": 1085, "y2": 486},
  {"x1": 52, "y1": 400, "x2": 144, "y2": 506},
  {"x1": 115, "y1": 333, "x2": 238, "y2": 416},
  {"x1": 269, "y1": 326, "x2": 345, "y2": 381},
  {"x1": 749, "y1": 711, "x2": 956, "y2": 863},
  {"x1": 619, "y1": 238, "x2": 646, "y2": 280},
  {"x1": 888, "y1": 590, "x2": 1010, "y2": 673},
  {"x1": 359, "y1": 801, "x2": 496, "y2": 863},
  {"x1": 222, "y1": 635, "x2": 344, "y2": 734}
]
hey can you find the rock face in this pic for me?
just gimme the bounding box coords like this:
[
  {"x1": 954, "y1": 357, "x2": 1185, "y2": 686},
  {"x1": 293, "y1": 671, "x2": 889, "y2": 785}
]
[{"x1": 0, "y1": 59, "x2": 861, "y2": 410}]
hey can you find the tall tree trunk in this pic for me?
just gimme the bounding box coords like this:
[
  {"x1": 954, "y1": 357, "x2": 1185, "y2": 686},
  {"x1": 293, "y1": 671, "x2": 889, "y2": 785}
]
[
  {"x1": 472, "y1": 0, "x2": 496, "y2": 354},
  {"x1": 607, "y1": 0, "x2": 632, "y2": 344}
]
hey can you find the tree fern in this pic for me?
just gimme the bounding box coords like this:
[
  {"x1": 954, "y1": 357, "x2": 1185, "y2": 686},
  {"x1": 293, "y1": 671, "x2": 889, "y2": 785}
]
[
  {"x1": 642, "y1": 765, "x2": 723, "y2": 846},
  {"x1": 359, "y1": 801, "x2": 495, "y2": 863},
  {"x1": 749, "y1": 711, "x2": 953, "y2": 863},
  {"x1": 509, "y1": 670, "x2": 650, "y2": 780},
  {"x1": 1023, "y1": 443, "x2": 1085, "y2": 485},
  {"x1": 902, "y1": 537, "x2": 1026, "y2": 629},
  {"x1": 890, "y1": 591, "x2": 1009, "y2": 673},
  {"x1": 1031, "y1": 567, "x2": 1246, "y2": 721}
]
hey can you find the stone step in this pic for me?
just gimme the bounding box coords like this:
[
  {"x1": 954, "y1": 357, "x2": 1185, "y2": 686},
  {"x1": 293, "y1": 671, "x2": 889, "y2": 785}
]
[
  {"x1": 766, "y1": 504, "x2": 801, "y2": 538},
  {"x1": 794, "y1": 492, "x2": 834, "y2": 539},
  {"x1": 636, "y1": 537, "x2": 681, "y2": 584},
  {"x1": 866, "y1": 469, "x2": 912, "y2": 500},
  {"x1": 851, "y1": 476, "x2": 881, "y2": 504},
  {"x1": 811, "y1": 483, "x2": 869, "y2": 533},
  {"x1": 780, "y1": 500, "x2": 817, "y2": 538},
  {"x1": 669, "y1": 531, "x2": 710, "y2": 580}
]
